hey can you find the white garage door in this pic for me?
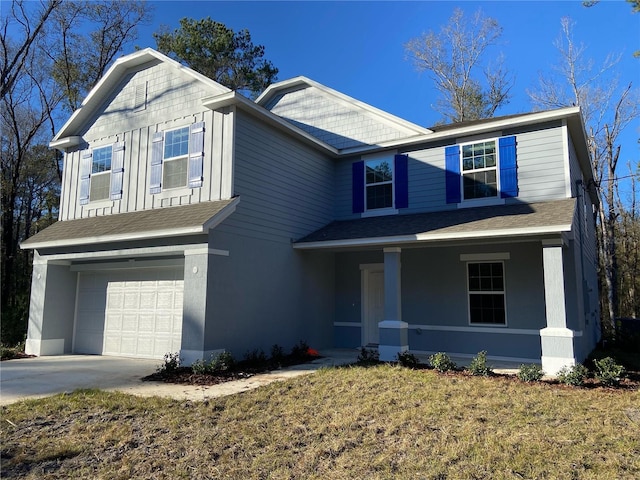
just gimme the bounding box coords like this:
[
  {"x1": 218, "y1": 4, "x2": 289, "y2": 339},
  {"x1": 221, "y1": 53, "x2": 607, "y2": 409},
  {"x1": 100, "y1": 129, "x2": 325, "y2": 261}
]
[{"x1": 75, "y1": 268, "x2": 183, "y2": 359}]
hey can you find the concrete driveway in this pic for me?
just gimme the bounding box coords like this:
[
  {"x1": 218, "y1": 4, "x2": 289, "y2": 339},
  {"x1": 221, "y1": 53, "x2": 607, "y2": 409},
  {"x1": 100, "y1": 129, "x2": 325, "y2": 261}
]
[{"x1": 1, "y1": 355, "x2": 160, "y2": 405}]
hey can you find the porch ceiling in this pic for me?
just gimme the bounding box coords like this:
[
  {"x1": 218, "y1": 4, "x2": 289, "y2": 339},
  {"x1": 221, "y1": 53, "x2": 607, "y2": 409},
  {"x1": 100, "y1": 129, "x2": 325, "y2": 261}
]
[
  {"x1": 294, "y1": 198, "x2": 576, "y2": 249},
  {"x1": 20, "y1": 197, "x2": 239, "y2": 250}
]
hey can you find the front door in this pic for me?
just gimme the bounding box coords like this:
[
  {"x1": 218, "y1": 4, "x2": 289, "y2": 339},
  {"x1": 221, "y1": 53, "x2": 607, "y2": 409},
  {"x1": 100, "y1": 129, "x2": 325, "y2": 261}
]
[{"x1": 362, "y1": 267, "x2": 384, "y2": 346}]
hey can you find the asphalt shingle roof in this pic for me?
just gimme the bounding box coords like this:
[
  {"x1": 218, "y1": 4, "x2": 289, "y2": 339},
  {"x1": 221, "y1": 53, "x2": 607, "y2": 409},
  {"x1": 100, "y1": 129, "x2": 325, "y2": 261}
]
[
  {"x1": 21, "y1": 199, "x2": 237, "y2": 248},
  {"x1": 295, "y1": 198, "x2": 576, "y2": 246}
]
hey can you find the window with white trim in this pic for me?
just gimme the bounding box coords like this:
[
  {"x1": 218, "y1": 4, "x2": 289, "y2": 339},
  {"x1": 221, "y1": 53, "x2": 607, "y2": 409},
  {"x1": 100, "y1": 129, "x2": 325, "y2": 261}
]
[
  {"x1": 467, "y1": 261, "x2": 506, "y2": 325},
  {"x1": 365, "y1": 157, "x2": 393, "y2": 210},
  {"x1": 462, "y1": 140, "x2": 498, "y2": 200},
  {"x1": 162, "y1": 126, "x2": 190, "y2": 189},
  {"x1": 89, "y1": 146, "x2": 112, "y2": 201}
]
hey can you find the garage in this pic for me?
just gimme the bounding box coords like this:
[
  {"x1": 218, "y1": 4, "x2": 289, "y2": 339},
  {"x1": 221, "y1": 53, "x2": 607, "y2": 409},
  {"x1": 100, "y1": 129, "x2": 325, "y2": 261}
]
[{"x1": 74, "y1": 267, "x2": 184, "y2": 359}]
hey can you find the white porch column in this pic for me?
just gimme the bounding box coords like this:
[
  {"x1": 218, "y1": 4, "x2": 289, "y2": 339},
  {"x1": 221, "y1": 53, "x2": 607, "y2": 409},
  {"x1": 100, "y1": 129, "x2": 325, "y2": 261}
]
[
  {"x1": 540, "y1": 239, "x2": 577, "y2": 375},
  {"x1": 378, "y1": 247, "x2": 408, "y2": 361}
]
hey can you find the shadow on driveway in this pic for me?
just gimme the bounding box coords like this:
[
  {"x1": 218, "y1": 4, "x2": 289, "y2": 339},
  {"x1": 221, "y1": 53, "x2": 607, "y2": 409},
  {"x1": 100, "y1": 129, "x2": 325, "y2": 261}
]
[{"x1": 1, "y1": 355, "x2": 159, "y2": 405}]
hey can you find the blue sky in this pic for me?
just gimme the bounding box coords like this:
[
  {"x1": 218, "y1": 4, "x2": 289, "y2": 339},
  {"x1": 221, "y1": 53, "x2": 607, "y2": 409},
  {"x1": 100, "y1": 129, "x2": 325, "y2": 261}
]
[{"x1": 137, "y1": 1, "x2": 639, "y2": 187}]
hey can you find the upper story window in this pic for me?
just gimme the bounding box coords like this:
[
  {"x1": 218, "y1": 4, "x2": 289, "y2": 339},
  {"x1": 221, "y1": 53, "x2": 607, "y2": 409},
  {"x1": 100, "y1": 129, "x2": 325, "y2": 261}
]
[
  {"x1": 462, "y1": 140, "x2": 497, "y2": 200},
  {"x1": 149, "y1": 122, "x2": 205, "y2": 194},
  {"x1": 445, "y1": 136, "x2": 517, "y2": 205},
  {"x1": 163, "y1": 126, "x2": 190, "y2": 190},
  {"x1": 79, "y1": 141, "x2": 125, "y2": 205},
  {"x1": 352, "y1": 154, "x2": 408, "y2": 215},
  {"x1": 89, "y1": 146, "x2": 112, "y2": 201},
  {"x1": 365, "y1": 158, "x2": 393, "y2": 210}
]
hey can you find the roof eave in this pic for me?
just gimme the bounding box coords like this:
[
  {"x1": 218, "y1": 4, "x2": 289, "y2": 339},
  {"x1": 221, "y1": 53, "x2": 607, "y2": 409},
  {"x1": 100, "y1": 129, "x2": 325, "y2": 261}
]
[
  {"x1": 339, "y1": 107, "x2": 586, "y2": 156},
  {"x1": 49, "y1": 136, "x2": 84, "y2": 151},
  {"x1": 293, "y1": 224, "x2": 573, "y2": 250},
  {"x1": 21, "y1": 197, "x2": 240, "y2": 250}
]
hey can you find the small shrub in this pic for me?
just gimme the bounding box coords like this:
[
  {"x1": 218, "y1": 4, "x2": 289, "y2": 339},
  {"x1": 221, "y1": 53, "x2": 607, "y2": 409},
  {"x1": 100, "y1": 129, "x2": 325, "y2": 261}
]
[
  {"x1": 243, "y1": 348, "x2": 267, "y2": 368},
  {"x1": 157, "y1": 352, "x2": 181, "y2": 374},
  {"x1": 429, "y1": 352, "x2": 456, "y2": 372},
  {"x1": 397, "y1": 351, "x2": 420, "y2": 368},
  {"x1": 290, "y1": 340, "x2": 310, "y2": 360},
  {"x1": 467, "y1": 350, "x2": 492, "y2": 376},
  {"x1": 191, "y1": 351, "x2": 235, "y2": 375},
  {"x1": 357, "y1": 347, "x2": 379, "y2": 365},
  {"x1": 517, "y1": 363, "x2": 544, "y2": 382},
  {"x1": 557, "y1": 364, "x2": 589, "y2": 386},
  {"x1": 270, "y1": 344, "x2": 285, "y2": 364},
  {"x1": 191, "y1": 358, "x2": 209, "y2": 375},
  {"x1": 211, "y1": 351, "x2": 235, "y2": 372},
  {"x1": 593, "y1": 356, "x2": 625, "y2": 387}
]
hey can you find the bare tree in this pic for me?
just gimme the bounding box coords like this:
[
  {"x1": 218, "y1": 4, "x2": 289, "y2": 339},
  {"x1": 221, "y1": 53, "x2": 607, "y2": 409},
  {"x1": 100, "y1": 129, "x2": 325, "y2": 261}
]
[
  {"x1": 405, "y1": 8, "x2": 514, "y2": 123},
  {"x1": 528, "y1": 17, "x2": 640, "y2": 334},
  {"x1": 48, "y1": 1, "x2": 151, "y2": 112},
  {"x1": 1, "y1": 0, "x2": 63, "y2": 99},
  {"x1": 0, "y1": 0, "x2": 152, "y2": 345}
]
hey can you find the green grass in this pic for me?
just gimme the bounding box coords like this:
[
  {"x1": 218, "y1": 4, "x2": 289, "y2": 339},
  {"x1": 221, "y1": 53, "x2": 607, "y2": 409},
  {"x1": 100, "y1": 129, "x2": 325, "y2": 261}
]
[{"x1": 2, "y1": 365, "x2": 639, "y2": 479}]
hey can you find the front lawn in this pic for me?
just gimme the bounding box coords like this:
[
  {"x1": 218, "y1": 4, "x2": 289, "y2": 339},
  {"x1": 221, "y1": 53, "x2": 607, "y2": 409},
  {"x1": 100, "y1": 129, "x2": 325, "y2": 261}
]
[{"x1": 2, "y1": 365, "x2": 639, "y2": 479}]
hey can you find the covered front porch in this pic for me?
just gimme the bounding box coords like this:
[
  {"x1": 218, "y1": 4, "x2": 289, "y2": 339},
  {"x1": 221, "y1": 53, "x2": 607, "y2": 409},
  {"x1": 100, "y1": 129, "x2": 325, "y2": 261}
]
[{"x1": 294, "y1": 199, "x2": 592, "y2": 375}]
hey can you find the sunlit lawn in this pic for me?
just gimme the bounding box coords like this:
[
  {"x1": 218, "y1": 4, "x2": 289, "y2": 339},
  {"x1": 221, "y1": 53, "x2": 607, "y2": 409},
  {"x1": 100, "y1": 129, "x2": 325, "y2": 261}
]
[{"x1": 2, "y1": 364, "x2": 639, "y2": 479}]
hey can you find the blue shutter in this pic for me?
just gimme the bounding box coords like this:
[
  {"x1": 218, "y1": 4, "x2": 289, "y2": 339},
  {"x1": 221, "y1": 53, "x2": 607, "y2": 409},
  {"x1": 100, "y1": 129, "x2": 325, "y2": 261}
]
[
  {"x1": 188, "y1": 121, "x2": 205, "y2": 188},
  {"x1": 149, "y1": 131, "x2": 164, "y2": 194},
  {"x1": 499, "y1": 136, "x2": 518, "y2": 198},
  {"x1": 109, "y1": 142, "x2": 125, "y2": 200},
  {"x1": 79, "y1": 149, "x2": 92, "y2": 205},
  {"x1": 352, "y1": 161, "x2": 365, "y2": 213},
  {"x1": 445, "y1": 145, "x2": 461, "y2": 204},
  {"x1": 394, "y1": 154, "x2": 408, "y2": 209}
]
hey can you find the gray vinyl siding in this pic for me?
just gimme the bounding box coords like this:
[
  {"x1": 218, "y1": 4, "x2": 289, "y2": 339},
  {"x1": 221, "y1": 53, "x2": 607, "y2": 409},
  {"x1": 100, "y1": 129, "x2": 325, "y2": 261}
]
[
  {"x1": 267, "y1": 85, "x2": 420, "y2": 150},
  {"x1": 334, "y1": 124, "x2": 570, "y2": 220},
  {"x1": 515, "y1": 124, "x2": 568, "y2": 202},
  {"x1": 205, "y1": 229, "x2": 335, "y2": 355},
  {"x1": 217, "y1": 110, "x2": 335, "y2": 243},
  {"x1": 59, "y1": 62, "x2": 231, "y2": 221}
]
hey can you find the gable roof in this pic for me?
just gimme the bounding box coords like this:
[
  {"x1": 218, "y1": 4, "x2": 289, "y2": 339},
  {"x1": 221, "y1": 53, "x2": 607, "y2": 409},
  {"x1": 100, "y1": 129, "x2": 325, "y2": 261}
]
[
  {"x1": 20, "y1": 198, "x2": 239, "y2": 250},
  {"x1": 294, "y1": 198, "x2": 576, "y2": 249},
  {"x1": 255, "y1": 76, "x2": 433, "y2": 151},
  {"x1": 51, "y1": 48, "x2": 231, "y2": 148}
]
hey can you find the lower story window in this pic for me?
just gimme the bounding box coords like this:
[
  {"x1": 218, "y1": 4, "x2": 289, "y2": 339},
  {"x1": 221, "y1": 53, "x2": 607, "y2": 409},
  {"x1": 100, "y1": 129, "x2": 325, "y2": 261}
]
[{"x1": 467, "y1": 262, "x2": 506, "y2": 325}]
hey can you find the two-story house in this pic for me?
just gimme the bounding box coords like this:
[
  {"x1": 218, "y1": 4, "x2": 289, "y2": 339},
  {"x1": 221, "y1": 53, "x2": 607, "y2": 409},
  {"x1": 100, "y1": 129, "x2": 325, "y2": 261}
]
[{"x1": 21, "y1": 48, "x2": 600, "y2": 375}]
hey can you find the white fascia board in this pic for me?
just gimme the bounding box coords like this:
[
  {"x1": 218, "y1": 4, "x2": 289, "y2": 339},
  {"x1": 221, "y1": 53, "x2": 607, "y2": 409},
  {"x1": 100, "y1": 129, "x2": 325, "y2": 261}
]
[
  {"x1": 52, "y1": 48, "x2": 230, "y2": 142},
  {"x1": 49, "y1": 136, "x2": 84, "y2": 151},
  {"x1": 202, "y1": 91, "x2": 339, "y2": 156},
  {"x1": 36, "y1": 243, "x2": 209, "y2": 263},
  {"x1": 339, "y1": 107, "x2": 584, "y2": 157},
  {"x1": 293, "y1": 224, "x2": 573, "y2": 250},
  {"x1": 257, "y1": 76, "x2": 433, "y2": 136},
  {"x1": 23, "y1": 225, "x2": 207, "y2": 250}
]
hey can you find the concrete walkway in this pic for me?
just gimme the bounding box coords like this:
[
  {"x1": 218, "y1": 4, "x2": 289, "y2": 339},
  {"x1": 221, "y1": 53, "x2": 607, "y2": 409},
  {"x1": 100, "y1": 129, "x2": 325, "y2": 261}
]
[{"x1": 0, "y1": 350, "x2": 360, "y2": 406}]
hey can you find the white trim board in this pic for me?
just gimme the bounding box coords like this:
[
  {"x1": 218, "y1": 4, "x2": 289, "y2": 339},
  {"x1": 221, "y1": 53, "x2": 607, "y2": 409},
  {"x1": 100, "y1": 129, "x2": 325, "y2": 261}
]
[{"x1": 409, "y1": 325, "x2": 540, "y2": 335}]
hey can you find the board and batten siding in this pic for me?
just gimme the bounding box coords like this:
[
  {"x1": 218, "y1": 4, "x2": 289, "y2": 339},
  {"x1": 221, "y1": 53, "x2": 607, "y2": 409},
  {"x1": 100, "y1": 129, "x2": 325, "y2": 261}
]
[
  {"x1": 59, "y1": 61, "x2": 232, "y2": 221},
  {"x1": 333, "y1": 124, "x2": 571, "y2": 220},
  {"x1": 216, "y1": 110, "x2": 335, "y2": 243}
]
